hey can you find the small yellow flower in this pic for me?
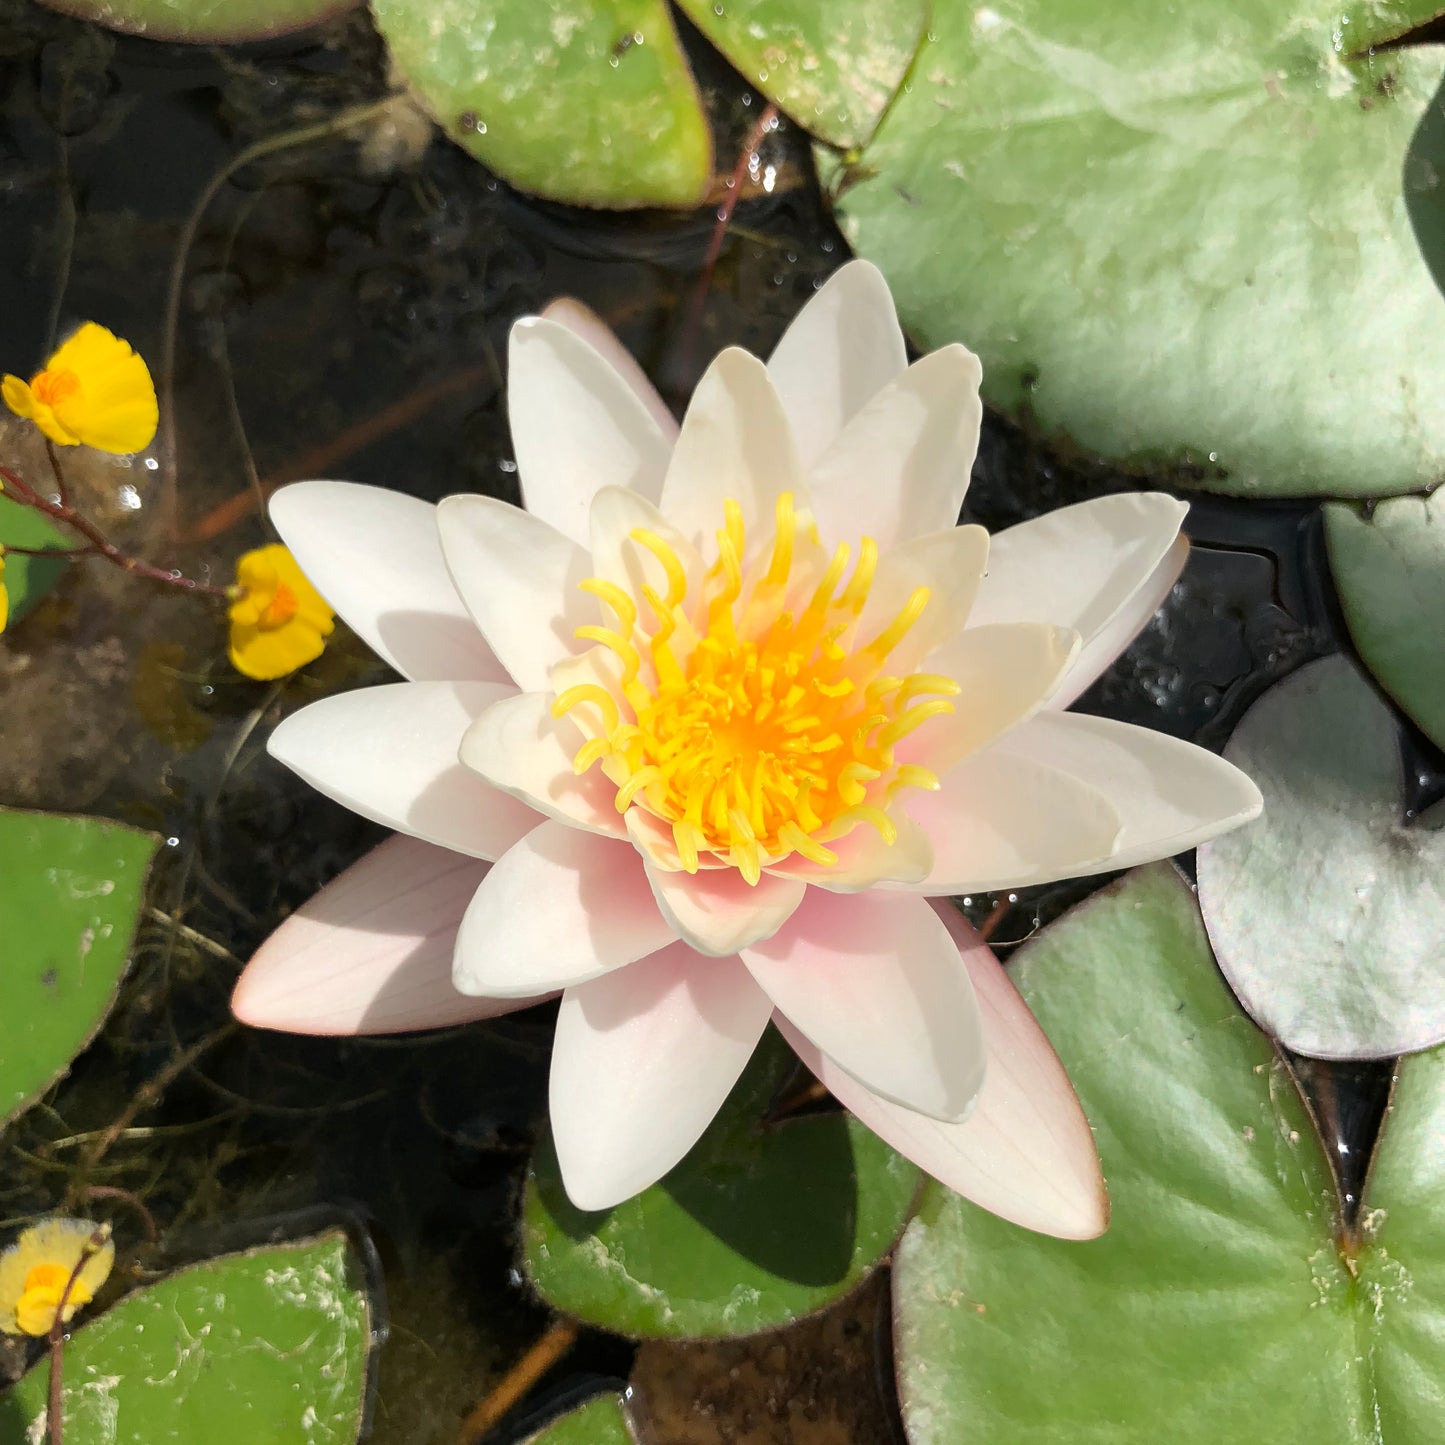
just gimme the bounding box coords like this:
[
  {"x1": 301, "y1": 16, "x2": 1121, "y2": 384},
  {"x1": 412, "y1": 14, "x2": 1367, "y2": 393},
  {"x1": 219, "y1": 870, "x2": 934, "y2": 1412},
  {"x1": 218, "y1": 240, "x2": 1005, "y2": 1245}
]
[
  {"x1": 0, "y1": 1217, "x2": 114, "y2": 1336},
  {"x1": 0, "y1": 549, "x2": 8, "y2": 635},
  {"x1": 2, "y1": 322, "x2": 158, "y2": 454},
  {"x1": 229, "y1": 543, "x2": 335, "y2": 680}
]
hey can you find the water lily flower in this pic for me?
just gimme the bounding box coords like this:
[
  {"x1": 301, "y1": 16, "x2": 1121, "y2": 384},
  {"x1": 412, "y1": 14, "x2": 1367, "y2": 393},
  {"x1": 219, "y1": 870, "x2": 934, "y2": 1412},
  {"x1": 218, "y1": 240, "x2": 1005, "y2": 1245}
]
[
  {"x1": 231, "y1": 262, "x2": 1261, "y2": 1238},
  {"x1": 2, "y1": 323, "x2": 158, "y2": 455},
  {"x1": 0, "y1": 1218, "x2": 113, "y2": 1336},
  {"x1": 228, "y1": 543, "x2": 336, "y2": 680}
]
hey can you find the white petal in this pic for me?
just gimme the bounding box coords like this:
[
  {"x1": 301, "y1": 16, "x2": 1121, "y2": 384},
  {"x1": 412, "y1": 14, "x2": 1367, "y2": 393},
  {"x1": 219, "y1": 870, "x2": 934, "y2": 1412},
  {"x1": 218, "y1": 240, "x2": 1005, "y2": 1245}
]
[
  {"x1": 992, "y1": 711, "x2": 1263, "y2": 870},
  {"x1": 657, "y1": 347, "x2": 811, "y2": 563},
  {"x1": 541, "y1": 298, "x2": 679, "y2": 442},
  {"x1": 806, "y1": 347, "x2": 983, "y2": 551},
  {"x1": 908, "y1": 623, "x2": 1080, "y2": 775},
  {"x1": 740, "y1": 889, "x2": 985, "y2": 1121},
  {"x1": 509, "y1": 314, "x2": 675, "y2": 547},
  {"x1": 767, "y1": 260, "x2": 908, "y2": 468},
  {"x1": 269, "y1": 681, "x2": 539, "y2": 860},
  {"x1": 644, "y1": 862, "x2": 805, "y2": 956},
  {"x1": 587, "y1": 485, "x2": 706, "y2": 619},
  {"x1": 460, "y1": 691, "x2": 624, "y2": 837},
  {"x1": 550, "y1": 947, "x2": 772, "y2": 1210},
  {"x1": 778, "y1": 899, "x2": 1107, "y2": 1240},
  {"x1": 436, "y1": 494, "x2": 591, "y2": 692},
  {"x1": 1054, "y1": 534, "x2": 1189, "y2": 709},
  {"x1": 901, "y1": 748, "x2": 1122, "y2": 893},
  {"x1": 231, "y1": 836, "x2": 550, "y2": 1035},
  {"x1": 967, "y1": 493, "x2": 1189, "y2": 709},
  {"x1": 270, "y1": 480, "x2": 507, "y2": 683},
  {"x1": 851, "y1": 524, "x2": 989, "y2": 673},
  {"x1": 765, "y1": 812, "x2": 933, "y2": 893},
  {"x1": 453, "y1": 822, "x2": 673, "y2": 997}
]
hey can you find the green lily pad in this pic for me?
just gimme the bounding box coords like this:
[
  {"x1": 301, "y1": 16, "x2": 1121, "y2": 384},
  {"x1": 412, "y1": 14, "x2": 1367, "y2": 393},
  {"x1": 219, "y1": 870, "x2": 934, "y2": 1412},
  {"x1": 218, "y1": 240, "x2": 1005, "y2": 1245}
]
[
  {"x1": 829, "y1": 0, "x2": 1445, "y2": 498},
  {"x1": 1196, "y1": 656, "x2": 1445, "y2": 1060},
  {"x1": 523, "y1": 1029, "x2": 921, "y2": 1339},
  {"x1": 674, "y1": 0, "x2": 928, "y2": 148},
  {"x1": 0, "y1": 1232, "x2": 372, "y2": 1444},
  {"x1": 1325, "y1": 491, "x2": 1445, "y2": 753},
  {"x1": 372, "y1": 0, "x2": 712, "y2": 209},
  {"x1": 0, "y1": 809, "x2": 160, "y2": 1132},
  {"x1": 892, "y1": 863, "x2": 1445, "y2": 1443},
  {"x1": 524, "y1": 1395, "x2": 637, "y2": 1444},
  {"x1": 33, "y1": 0, "x2": 356, "y2": 41},
  {"x1": 0, "y1": 495, "x2": 70, "y2": 630}
]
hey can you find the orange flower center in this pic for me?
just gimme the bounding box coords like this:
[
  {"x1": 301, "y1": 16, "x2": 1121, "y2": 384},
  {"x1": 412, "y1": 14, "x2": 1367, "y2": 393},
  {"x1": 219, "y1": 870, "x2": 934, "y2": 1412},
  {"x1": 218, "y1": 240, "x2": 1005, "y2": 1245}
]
[
  {"x1": 257, "y1": 581, "x2": 299, "y2": 630},
  {"x1": 555, "y1": 493, "x2": 958, "y2": 883},
  {"x1": 30, "y1": 368, "x2": 80, "y2": 408},
  {"x1": 15, "y1": 1263, "x2": 91, "y2": 1336}
]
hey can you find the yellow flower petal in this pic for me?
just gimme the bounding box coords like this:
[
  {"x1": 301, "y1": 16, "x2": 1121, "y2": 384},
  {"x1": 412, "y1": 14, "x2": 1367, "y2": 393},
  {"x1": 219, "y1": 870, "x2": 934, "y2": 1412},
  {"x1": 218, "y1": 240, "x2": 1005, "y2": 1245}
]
[
  {"x1": 0, "y1": 1217, "x2": 114, "y2": 1336},
  {"x1": 227, "y1": 544, "x2": 335, "y2": 681},
  {"x1": 5, "y1": 323, "x2": 158, "y2": 454},
  {"x1": 0, "y1": 551, "x2": 8, "y2": 635}
]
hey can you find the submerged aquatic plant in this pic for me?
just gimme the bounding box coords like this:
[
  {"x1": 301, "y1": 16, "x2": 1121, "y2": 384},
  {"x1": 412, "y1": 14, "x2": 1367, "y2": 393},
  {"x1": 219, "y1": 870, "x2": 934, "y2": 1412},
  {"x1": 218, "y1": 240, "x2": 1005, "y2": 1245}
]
[
  {"x1": 231, "y1": 262, "x2": 1261, "y2": 1229},
  {"x1": 0, "y1": 1218, "x2": 113, "y2": 1337}
]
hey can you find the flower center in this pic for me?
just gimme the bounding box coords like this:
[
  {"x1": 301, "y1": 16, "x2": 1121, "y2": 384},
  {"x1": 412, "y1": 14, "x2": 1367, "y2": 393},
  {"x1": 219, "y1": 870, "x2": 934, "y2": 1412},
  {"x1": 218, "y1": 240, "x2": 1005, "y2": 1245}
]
[
  {"x1": 554, "y1": 493, "x2": 959, "y2": 884},
  {"x1": 30, "y1": 368, "x2": 80, "y2": 409},
  {"x1": 16, "y1": 1263, "x2": 90, "y2": 1336},
  {"x1": 257, "y1": 580, "x2": 300, "y2": 630}
]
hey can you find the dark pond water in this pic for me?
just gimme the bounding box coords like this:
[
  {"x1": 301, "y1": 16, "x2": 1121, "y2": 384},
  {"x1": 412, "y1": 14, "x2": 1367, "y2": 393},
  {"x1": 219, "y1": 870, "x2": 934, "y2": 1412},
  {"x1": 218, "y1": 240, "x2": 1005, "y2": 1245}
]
[{"x1": 0, "y1": 2, "x2": 1410, "y2": 1438}]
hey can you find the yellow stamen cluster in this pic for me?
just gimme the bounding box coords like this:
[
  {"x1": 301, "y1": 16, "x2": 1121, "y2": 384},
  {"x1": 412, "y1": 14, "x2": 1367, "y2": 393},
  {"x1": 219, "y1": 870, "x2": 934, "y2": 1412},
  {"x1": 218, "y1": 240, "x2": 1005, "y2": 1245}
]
[{"x1": 555, "y1": 494, "x2": 958, "y2": 885}]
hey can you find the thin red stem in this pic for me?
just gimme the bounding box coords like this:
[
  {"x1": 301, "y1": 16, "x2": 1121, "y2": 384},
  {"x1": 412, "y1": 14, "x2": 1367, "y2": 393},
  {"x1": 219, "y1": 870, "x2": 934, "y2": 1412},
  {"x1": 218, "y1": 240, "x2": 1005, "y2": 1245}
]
[
  {"x1": 46, "y1": 1226, "x2": 109, "y2": 1445},
  {"x1": 1, "y1": 465, "x2": 229, "y2": 598}
]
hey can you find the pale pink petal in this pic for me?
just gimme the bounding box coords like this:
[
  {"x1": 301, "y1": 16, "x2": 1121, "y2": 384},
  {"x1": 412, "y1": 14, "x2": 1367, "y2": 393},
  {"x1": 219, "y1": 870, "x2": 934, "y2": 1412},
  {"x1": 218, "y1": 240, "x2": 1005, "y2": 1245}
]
[
  {"x1": 436, "y1": 494, "x2": 591, "y2": 692},
  {"x1": 1053, "y1": 535, "x2": 1189, "y2": 709},
  {"x1": 805, "y1": 347, "x2": 983, "y2": 551},
  {"x1": 740, "y1": 889, "x2": 985, "y2": 1121},
  {"x1": 765, "y1": 812, "x2": 933, "y2": 893},
  {"x1": 965, "y1": 493, "x2": 1189, "y2": 709},
  {"x1": 231, "y1": 836, "x2": 550, "y2": 1035},
  {"x1": 644, "y1": 862, "x2": 805, "y2": 956},
  {"x1": 992, "y1": 712, "x2": 1262, "y2": 870},
  {"x1": 268, "y1": 682, "x2": 539, "y2": 861},
  {"x1": 899, "y1": 748, "x2": 1122, "y2": 893},
  {"x1": 850, "y1": 524, "x2": 989, "y2": 673},
  {"x1": 509, "y1": 314, "x2": 675, "y2": 547},
  {"x1": 550, "y1": 947, "x2": 772, "y2": 1210},
  {"x1": 778, "y1": 899, "x2": 1107, "y2": 1240},
  {"x1": 452, "y1": 821, "x2": 673, "y2": 996},
  {"x1": 541, "y1": 298, "x2": 679, "y2": 442},
  {"x1": 459, "y1": 691, "x2": 624, "y2": 837},
  {"x1": 907, "y1": 623, "x2": 1079, "y2": 775},
  {"x1": 656, "y1": 347, "x2": 811, "y2": 563},
  {"x1": 587, "y1": 485, "x2": 707, "y2": 621},
  {"x1": 269, "y1": 481, "x2": 507, "y2": 684},
  {"x1": 767, "y1": 260, "x2": 908, "y2": 469}
]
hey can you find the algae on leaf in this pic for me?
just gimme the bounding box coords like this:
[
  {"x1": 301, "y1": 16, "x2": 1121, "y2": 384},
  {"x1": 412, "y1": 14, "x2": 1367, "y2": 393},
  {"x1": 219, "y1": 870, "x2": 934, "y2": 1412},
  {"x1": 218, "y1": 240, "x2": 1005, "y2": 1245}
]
[
  {"x1": 830, "y1": 0, "x2": 1445, "y2": 498},
  {"x1": 0, "y1": 1232, "x2": 373, "y2": 1445},
  {"x1": 0, "y1": 809, "x2": 160, "y2": 1132}
]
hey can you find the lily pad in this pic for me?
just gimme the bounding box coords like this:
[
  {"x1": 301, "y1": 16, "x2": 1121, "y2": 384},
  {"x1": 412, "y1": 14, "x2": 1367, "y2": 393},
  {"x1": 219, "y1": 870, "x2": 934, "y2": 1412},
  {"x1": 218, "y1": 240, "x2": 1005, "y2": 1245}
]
[
  {"x1": 0, "y1": 495, "x2": 69, "y2": 630},
  {"x1": 892, "y1": 863, "x2": 1445, "y2": 1443},
  {"x1": 1325, "y1": 492, "x2": 1445, "y2": 753},
  {"x1": 829, "y1": 0, "x2": 1445, "y2": 498},
  {"x1": 523, "y1": 1029, "x2": 921, "y2": 1338},
  {"x1": 34, "y1": 0, "x2": 356, "y2": 41},
  {"x1": 524, "y1": 1395, "x2": 637, "y2": 1444},
  {"x1": 1196, "y1": 655, "x2": 1445, "y2": 1060},
  {"x1": 372, "y1": 0, "x2": 712, "y2": 209},
  {"x1": 674, "y1": 0, "x2": 928, "y2": 148},
  {"x1": 0, "y1": 1232, "x2": 372, "y2": 1444},
  {"x1": 0, "y1": 809, "x2": 160, "y2": 1132}
]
